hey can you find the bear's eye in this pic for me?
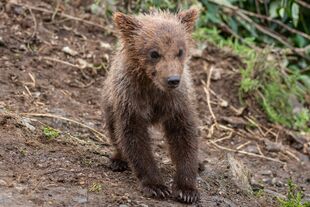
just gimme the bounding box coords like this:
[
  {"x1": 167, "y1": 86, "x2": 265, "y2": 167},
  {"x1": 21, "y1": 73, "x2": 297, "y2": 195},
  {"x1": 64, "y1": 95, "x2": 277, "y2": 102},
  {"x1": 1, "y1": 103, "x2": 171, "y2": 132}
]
[
  {"x1": 177, "y1": 49, "x2": 183, "y2": 57},
  {"x1": 150, "y1": 51, "x2": 161, "y2": 59}
]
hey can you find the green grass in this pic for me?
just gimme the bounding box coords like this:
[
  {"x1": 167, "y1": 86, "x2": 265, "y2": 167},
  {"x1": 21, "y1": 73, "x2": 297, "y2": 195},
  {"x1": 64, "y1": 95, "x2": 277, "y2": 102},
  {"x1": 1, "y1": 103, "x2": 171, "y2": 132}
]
[
  {"x1": 42, "y1": 126, "x2": 60, "y2": 140},
  {"x1": 88, "y1": 182, "x2": 102, "y2": 192},
  {"x1": 278, "y1": 180, "x2": 310, "y2": 207},
  {"x1": 193, "y1": 27, "x2": 310, "y2": 132}
]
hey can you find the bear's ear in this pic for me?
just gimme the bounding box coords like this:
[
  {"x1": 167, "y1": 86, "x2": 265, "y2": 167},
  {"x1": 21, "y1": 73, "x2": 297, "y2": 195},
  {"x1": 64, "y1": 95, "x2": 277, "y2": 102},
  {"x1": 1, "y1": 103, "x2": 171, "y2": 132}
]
[
  {"x1": 177, "y1": 8, "x2": 199, "y2": 33},
  {"x1": 113, "y1": 12, "x2": 141, "y2": 40}
]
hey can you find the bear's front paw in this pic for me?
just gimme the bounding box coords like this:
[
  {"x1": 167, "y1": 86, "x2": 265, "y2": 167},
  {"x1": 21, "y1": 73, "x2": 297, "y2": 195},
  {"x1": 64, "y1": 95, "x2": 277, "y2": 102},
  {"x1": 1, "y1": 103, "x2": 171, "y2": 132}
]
[
  {"x1": 142, "y1": 183, "x2": 171, "y2": 199},
  {"x1": 174, "y1": 187, "x2": 200, "y2": 204}
]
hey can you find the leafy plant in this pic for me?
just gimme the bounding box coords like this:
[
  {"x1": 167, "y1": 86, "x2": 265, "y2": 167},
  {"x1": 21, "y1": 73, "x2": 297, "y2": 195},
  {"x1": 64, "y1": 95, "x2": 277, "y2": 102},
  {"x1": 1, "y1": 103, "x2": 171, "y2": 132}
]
[
  {"x1": 89, "y1": 182, "x2": 102, "y2": 192},
  {"x1": 43, "y1": 126, "x2": 60, "y2": 140},
  {"x1": 278, "y1": 180, "x2": 310, "y2": 207},
  {"x1": 193, "y1": 27, "x2": 309, "y2": 131}
]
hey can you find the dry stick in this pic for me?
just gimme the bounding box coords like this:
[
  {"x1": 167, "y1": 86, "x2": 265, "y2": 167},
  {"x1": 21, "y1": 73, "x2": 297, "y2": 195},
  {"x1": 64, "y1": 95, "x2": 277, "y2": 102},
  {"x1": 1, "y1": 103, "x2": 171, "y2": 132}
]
[
  {"x1": 221, "y1": 2, "x2": 310, "y2": 41},
  {"x1": 210, "y1": 141, "x2": 285, "y2": 164},
  {"x1": 213, "y1": 131, "x2": 233, "y2": 143},
  {"x1": 203, "y1": 66, "x2": 218, "y2": 125},
  {"x1": 296, "y1": 0, "x2": 310, "y2": 9},
  {"x1": 28, "y1": 8, "x2": 37, "y2": 39},
  {"x1": 11, "y1": 2, "x2": 107, "y2": 31},
  {"x1": 41, "y1": 57, "x2": 82, "y2": 69},
  {"x1": 21, "y1": 113, "x2": 109, "y2": 144},
  {"x1": 52, "y1": 0, "x2": 61, "y2": 22},
  {"x1": 219, "y1": 23, "x2": 259, "y2": 50},
  {"x1": 236, "y1": 141, "x2": 251, "y2": 150}
]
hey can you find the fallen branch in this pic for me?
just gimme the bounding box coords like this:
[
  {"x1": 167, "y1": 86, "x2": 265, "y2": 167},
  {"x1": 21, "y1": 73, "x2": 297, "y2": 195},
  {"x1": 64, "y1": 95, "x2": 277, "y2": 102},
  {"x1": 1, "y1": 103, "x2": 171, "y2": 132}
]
[
  {"x1": 40, "y1": 56, "x2": 82, "y2": 69},
  {"x1": 210, "y1": 140, "x2": 285, "y2": 164},
  {"x1": 21, "y1": 112, "x2": 109, "y2": 144},
  {"x1": 202, "y1": 65, "x2": 218, "y2": 125}
]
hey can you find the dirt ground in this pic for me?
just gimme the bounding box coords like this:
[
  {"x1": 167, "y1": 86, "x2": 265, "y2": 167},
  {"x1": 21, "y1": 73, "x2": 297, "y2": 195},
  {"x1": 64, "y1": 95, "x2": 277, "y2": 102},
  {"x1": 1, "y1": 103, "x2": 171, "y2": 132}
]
[{"x1": 0, "y1": 1, "x2": 309, "y2": 206}]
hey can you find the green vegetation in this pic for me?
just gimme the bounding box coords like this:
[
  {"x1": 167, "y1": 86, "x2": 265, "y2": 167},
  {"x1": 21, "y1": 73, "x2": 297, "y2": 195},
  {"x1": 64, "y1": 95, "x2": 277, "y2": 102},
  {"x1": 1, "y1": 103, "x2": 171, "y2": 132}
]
[
  {"x1": 89, "y1": 182, "x2": 102, "y2": 192},
  {"x1": 42, "y1": 126, "x2": 60, "y2": 140},
  {"x1": 193, "y1": 27, "x2": 309, "y2": 131},
  {"x1": 278, "y1": 180, "x2": 310, "y2": 207}
]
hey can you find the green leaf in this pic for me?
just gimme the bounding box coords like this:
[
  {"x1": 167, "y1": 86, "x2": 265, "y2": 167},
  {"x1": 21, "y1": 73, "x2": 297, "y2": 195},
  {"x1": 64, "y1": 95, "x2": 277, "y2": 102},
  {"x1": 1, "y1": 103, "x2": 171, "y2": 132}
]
[
  {"x1": 279, "y1": 7, "x2": 285, "y2": 18},
  {"x1": 291, "y1": 3, "x2": 299, "y2": 27},
  {"x1": 294, "y1": 35, "x2": 307, "y2": 48},
  {"x1": 270, "y1": 1, "x2": 281, "y2": 18}
]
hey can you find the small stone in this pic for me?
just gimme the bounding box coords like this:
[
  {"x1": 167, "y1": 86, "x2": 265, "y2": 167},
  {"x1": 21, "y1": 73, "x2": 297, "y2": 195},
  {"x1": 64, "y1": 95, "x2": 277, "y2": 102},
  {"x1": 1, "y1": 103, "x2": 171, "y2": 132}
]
[
  {"x1": 271, "y1": 178, "x2": 283, "y2": 187},
  {"x1": 139, "y1": 204, "x2": 148, "y2": 207},
  {"x1": 264, "y1": 140, "x2": 283, "y2": 152},
  {"x1": 62, "y1": 46, "x2": 78, "y2": 56},
  {"x1": 211, "y1": 68, "x2": 222, "y2": 80},
  {"x1": 100, "y1": 42, "x2": 112, "y2": 50},
  {"x1": 259, "y1": 170, "x2": 273, "y2": 176},
  {"x1": 20, "y1": 118, "x2": 35, "y2": 131},
  {"x1": 119, "y1": 205, "x2": 128, "y2": 207},
  {"x1": 0, "y1": 179, "x2": 8, "y2": 186},
  {"x1": 220, "y1": 100, "x2": 228, "y2": 108},
  {"x1": 244, "y1": 145, "x2": 259, "y2": 154}
]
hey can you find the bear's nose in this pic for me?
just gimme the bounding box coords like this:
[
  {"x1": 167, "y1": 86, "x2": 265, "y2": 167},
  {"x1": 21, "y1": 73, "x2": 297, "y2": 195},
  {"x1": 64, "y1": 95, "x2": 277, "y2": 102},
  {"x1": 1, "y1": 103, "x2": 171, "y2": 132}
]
[{"x1": 167, "y1": 76, "x2": 180, "y2": 87}]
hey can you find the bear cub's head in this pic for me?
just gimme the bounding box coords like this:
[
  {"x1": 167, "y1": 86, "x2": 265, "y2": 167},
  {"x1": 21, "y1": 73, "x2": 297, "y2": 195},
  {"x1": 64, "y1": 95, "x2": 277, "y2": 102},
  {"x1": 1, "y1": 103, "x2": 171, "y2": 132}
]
[{"x1": 114, "y1": 9, "x2": 199, "y2": 91}]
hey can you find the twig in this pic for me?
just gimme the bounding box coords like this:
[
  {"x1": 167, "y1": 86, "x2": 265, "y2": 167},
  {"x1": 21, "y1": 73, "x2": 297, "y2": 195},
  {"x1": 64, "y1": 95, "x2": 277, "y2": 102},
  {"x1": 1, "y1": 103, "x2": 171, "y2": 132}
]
[
  {"x1": 296, "y1": 0, "x2": 310, "y2": 9},
  {"x1": 284, "y1": 149, "x2": 300, "y2": 162},
  {"x1": 236, "y1": 141, "x2": 251, "y2": 150},
  {"x1": 21, "y1": 113, "x2": 109, "y2": 144},
  {"x1": 219, "y1": 23, "x2": 259, "y2": 50},
  {"x1": 255, "y1": 142, "x2": 264, "y2": 156},
  {"x1": 213, "y1": 131, "x2": 233, "y2": 143},
  {"x1": 202, "y1": 66, "x2": 218, "y2": 125},
  {"x1": 231, "y1": 5, "x2": 310, "y2": 41},
  {"x1": 52, "y1": 0, "x2": 61, "y2": 22},
  {"x1": 210, "y1": 141, "x2": 285, "y2": 164},
  {"x1": 28, "y1": 8, "x2": 37, "y2": 39},
  {"x1": 209, "y1": 0, "x2": 310, "y2": 62},
  {"x1": 40, "y1": 56, "x2": 82, "y2": 69},
  {"x1": 11, "y1": 2, "x2": 107, "y2": 31},
  {"x1": 244, "y1": 116, "x2": 265, "y2": 136}
]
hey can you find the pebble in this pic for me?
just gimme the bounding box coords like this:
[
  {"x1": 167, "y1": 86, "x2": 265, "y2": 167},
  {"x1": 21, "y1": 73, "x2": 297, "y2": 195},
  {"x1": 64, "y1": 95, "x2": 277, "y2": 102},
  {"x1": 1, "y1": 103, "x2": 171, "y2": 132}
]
[
  {"x1": 20, "y1": 118, "x2": 36, "y2": 131},
  {"x1": 259, "y1": 170, "x2": 273, "y2": 176},
  {"x1": 119, "y1": 205, "x2": 128, "y2": 207},
  {"x1": 0, "y1": 179, "x2": 8, "y2": 186}
]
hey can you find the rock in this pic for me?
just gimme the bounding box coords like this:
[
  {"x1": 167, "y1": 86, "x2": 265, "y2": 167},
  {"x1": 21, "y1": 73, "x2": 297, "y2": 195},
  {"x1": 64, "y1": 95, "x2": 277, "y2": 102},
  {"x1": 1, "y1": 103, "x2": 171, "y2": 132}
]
[
  {"x1": 219, "y1": 100, "x2": 229, "y2": 108},
  {"x1": 220, "y1": 116, "x2": 247, "y2": 128},
  {"x1": 119, "y1": 205, "x2": 128, "y2": 207},
  {"x1": 139, "y1": 204, "x2": 148, "y2": 207},
  {"x1": 62, "y1": 46, "x2": 78, "y2": 56},
  {"x1": 259, "y1": 170, "x2": 273, "y2": 176},
  {"x1": 227, "y1": 153, "x2": 252, "y2": 194},
  {"x1": 0, "y1": 180, "x2": 8, "y2": 186},
  {"x1": 100, "y1": 42, "x2": 112, "y2": 50},
  {"x1": 20, "y1": 117, "x2": 36, "y2": 131},
  {"x1": 264, "y1": 140, "x2": 283, "y2": 152},
  {"x1": 211, "y1": 68, "x2": 222, "y2": 80},
  {"x1": 244, "y1": 145, "x2": 259, "y2": 154}
]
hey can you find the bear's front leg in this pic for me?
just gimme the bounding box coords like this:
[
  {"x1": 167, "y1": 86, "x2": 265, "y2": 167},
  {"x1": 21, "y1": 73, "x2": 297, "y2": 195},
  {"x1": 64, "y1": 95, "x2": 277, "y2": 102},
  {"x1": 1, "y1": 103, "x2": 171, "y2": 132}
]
[
  {"x1": 163, "y1": 109, "x2": 199, "y2": 204},
  {"x1": 116, "y1": 111, "x2": 171, "y2": 199}
]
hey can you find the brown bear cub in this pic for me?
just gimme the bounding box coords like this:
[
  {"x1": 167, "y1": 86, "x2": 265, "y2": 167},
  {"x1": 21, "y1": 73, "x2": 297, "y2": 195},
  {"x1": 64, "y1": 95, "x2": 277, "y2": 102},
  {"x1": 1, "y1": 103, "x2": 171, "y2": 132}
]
[{"x1": 103, "y1": 9, "x2": 200, "y2": 204}]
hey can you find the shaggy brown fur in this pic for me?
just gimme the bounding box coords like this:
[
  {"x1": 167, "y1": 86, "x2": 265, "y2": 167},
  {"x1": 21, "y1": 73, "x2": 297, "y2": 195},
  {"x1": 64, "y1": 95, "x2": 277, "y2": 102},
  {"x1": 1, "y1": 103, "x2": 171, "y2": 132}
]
[{"x1": 103, "y1": 9, "x2": 200, "y2": 204}]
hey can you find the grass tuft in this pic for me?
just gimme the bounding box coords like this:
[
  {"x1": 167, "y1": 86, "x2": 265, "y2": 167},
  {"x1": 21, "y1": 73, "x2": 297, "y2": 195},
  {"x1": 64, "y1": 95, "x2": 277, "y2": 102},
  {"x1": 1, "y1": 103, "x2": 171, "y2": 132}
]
[{"x1": 43, "y1": 126, "x2": 60, "y2": 140}]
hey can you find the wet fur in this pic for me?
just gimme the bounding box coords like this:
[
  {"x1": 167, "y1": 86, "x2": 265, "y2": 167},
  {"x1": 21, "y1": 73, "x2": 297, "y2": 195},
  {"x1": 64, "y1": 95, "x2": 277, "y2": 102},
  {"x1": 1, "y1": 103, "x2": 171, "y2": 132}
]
[{"x1": 103, "y1": 9, "x2": 200, "y2": 204}]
